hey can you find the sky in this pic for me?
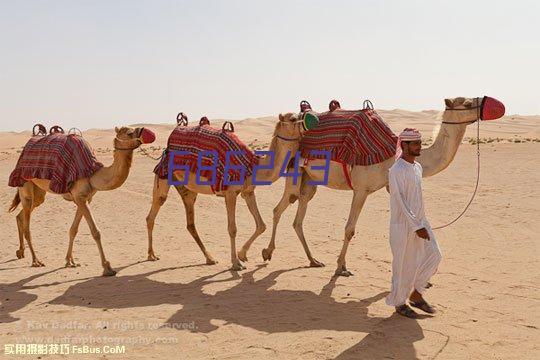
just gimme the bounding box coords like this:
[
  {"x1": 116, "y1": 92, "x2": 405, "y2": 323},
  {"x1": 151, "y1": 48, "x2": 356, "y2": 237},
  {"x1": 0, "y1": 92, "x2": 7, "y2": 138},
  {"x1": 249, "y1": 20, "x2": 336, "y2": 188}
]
[{"x1": 0, "y1": 0, "x2": 538, "y2": 131}]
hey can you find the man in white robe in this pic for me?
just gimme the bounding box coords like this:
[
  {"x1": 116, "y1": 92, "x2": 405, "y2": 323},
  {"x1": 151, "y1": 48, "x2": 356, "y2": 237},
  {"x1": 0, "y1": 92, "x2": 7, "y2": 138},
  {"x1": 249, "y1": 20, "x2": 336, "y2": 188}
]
[{"x1": 386, "y1": 128, "x2": 442, "y2": 318}]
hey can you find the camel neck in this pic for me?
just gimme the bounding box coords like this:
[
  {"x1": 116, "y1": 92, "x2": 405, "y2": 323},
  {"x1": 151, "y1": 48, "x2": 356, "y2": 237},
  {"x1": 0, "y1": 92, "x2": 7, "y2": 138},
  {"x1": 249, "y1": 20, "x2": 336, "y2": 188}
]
[
  {"x1": 416, "y1": 119, "x2": 467, "y2": 177},
  {"x1": 90, "y1": 149, "x2": 134, "y2": 191},
  {"x1": 254, "y1": 136, "x2": 299, "y2": 183}
]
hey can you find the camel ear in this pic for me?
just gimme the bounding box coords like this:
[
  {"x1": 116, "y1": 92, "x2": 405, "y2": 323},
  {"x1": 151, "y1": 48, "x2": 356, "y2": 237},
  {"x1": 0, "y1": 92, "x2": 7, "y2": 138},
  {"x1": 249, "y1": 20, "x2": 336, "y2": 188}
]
[
  {"x1": 444, "y1": 99, "x2": 453, "y2": 109},
  {"x1": 115, "y1": 126, "x2": 120, "y2": 133},
  {"x1": 279, "y1": 113, "x2": 284, "y2": 122}
]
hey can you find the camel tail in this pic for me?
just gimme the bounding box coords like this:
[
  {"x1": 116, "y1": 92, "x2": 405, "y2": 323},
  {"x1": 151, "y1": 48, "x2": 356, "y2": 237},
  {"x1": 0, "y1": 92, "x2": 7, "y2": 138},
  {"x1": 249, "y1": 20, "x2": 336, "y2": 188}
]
[{"x1": 8, "y1": 191, "x2": 20, "y2": 212}]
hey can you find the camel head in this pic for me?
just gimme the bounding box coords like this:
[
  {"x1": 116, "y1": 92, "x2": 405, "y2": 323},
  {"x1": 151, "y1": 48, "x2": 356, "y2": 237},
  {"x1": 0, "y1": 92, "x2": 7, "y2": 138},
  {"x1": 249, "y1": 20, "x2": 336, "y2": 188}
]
[
  {"x1": 275, "y1": 112, "x2": 319, "y2": 139},
  {"x1": 443, "y1": 96, "x2": 505, "y2": 124},
  {"x1": 276, "y1": 113, "x2": 304, "y2": 138},
  {"x1": 113, "y1": 126, "x2": 156, "y2": 150}
]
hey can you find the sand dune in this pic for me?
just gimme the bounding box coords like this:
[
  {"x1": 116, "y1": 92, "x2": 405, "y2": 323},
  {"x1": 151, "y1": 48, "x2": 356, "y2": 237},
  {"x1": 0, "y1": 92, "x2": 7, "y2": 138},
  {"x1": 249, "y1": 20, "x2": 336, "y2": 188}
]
[{"x1": 0, "y1": 110, "x2": 538, "y2": 359}]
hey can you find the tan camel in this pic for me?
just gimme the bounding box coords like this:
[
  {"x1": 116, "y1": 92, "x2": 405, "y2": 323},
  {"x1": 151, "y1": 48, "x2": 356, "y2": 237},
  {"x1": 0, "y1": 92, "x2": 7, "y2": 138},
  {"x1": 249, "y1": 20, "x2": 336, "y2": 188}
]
[
  {"x1": 8, "y1": 126, "x2": 155, "y2": 276},
  {"x1": 146, "y1": 113, "x2": 307, "y2": 271},
  {"x1": 261, "y1": 96, "x2": 505, "y2": 276}
]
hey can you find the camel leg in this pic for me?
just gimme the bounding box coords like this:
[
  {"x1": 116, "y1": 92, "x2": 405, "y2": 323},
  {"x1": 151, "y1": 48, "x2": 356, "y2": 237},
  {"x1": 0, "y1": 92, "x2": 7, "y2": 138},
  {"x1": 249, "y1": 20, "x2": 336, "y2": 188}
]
[
  {"x1": 238, "y1": 189, "x2": 266, "y2": 262},
  {"x1": 146, "y1": 176, "x2": 170, "y2": 261},
  {"x1": 16, "y1": 184, "x2": 46, "y2": 260},
  {"x1": 74, "y1": 197, "x2": 116, "y2": 276},
  {"x1": 19, "y1": 183, "x2": 44, "y2": 267},
  {"x1": 15, "y1": 210, "x2": 25, "y2": 259},
  {"x1": 175, "y1": 186, "x2": 217, "y2": 265},
  {"x1": 65, "y1": 208, "x2": 83, "y2": 267},
  {"x1": 335, "y1": 190, "x2": 368, "y2": 277},
  {"x1": 224, "y1": 191, "x2": 245, "y2": 271},
  {"x1": 292, "y1": 182, "x2": 324, "y2": 267},
  {"x1": 262, "y1": 176, "x2": 301, "y2": 261}
]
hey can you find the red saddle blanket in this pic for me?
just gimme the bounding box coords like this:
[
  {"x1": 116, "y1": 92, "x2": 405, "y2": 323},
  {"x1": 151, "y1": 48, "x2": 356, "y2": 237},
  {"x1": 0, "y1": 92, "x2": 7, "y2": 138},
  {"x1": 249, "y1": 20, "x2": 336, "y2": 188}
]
[
  {"x1": 9, "y1": 133, "x2": 103, "y2": 194},
  {"x1": 300, "y1": 109, "x2": 398, "y2": 166},
  {"x1": 154, "y1": 125, "x2": 259, "y2": 192}
]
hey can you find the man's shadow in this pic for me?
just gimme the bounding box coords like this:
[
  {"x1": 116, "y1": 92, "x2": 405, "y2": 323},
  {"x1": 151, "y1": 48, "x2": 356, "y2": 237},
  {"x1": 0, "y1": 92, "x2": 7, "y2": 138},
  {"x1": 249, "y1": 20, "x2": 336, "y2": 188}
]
[{"x1": 334, "y1": 313, "x2": 427, "y2": 360}]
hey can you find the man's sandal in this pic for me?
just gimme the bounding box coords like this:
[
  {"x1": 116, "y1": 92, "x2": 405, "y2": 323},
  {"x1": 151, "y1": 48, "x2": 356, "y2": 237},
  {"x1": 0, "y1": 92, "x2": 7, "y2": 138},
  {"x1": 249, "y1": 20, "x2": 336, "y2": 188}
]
[
  {"x1": 395, "y1": 304, "x2": 418, "y2": 318},
  {"x1": 410, "y1": 299, "x2": 436, "y2": 314}
]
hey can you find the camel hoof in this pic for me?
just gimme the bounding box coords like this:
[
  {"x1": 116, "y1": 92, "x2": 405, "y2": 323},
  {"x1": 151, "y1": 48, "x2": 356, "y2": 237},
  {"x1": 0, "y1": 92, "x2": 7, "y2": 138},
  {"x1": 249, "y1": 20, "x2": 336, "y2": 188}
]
[
  {"x1": 262, "y1": 248, "x2": 272, "y2": 261},
  {"x1": 102, "y1": 262, "x2": 117, "y2": 276},
  {"x1": 309, "y1": 259, "x2": 325, "y2": 268},
  {"x1": 65, "y1": 260, "x2": 80, "y2": 268},
  {"x1": 230, "y1": 263, "x2": 246, "y2": 271},
  {"x1": 206, "y1": 258, "x2": 218, "y2": 265},
  {"x1": 334, "y1": 269, "x2": 354, "y2": 277},
  {"x1": 31, "y1": 260, "x2": 45, "y2": 267},
  {"x1": 237, "y1": 250, "x2": 248, "y2": 262},
  {"x1": 102, "y1": 268, "x2": 117, "y2": 277},
  {"x1": 16, "y1": 249, "x2": 25, "y2": 259},
  {"x1": 147, "y1": 253, "x2": 160, "y2": 261}
]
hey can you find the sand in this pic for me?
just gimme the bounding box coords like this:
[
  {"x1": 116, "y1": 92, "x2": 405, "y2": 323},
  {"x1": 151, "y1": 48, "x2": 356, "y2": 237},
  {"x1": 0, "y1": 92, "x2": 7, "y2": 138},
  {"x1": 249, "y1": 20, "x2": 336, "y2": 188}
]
[{"x1": 0, "y1": 110, "x2": 538, "y2": 359}]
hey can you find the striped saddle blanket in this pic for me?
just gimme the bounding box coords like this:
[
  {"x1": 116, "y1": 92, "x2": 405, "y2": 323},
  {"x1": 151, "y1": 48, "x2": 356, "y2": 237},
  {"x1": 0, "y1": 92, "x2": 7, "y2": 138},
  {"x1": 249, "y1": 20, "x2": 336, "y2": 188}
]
[
  {"x1": 300, "y1": 109, "x2": 398, "y2": 166},
  {"x1": 154, "y1": 125, "x2": 258, "y2": 192},
  {"x1": 9, "y1": 133, "x2": 103, "y2": 194}
]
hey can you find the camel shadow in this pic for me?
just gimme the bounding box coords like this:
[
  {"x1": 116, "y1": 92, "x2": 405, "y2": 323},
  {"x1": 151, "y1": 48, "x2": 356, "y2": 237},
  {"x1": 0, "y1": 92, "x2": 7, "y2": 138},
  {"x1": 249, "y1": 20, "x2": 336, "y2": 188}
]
[
  {"x1": 0, "y1": 268, "x2": 62, "y2": 323},
  {"x1": 3, "y1": 262, "x2": 437, "y2": 358},
  {"x1": 0, "y1": 261, "x2": 145, "y2": 323},
  {"x1": 46, "y1": 264, "x2": 435, "y2": 358},
  {"x1": 50, "y1": 264, "x2": 409, "y2": 337}
]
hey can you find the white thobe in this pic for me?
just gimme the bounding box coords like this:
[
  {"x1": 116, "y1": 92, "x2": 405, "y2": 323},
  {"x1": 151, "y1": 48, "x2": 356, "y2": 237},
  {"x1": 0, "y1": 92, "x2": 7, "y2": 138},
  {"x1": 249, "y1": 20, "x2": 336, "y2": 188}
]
[{"x1": 386, "y1": 158, "x2": 442, "y2": 307}]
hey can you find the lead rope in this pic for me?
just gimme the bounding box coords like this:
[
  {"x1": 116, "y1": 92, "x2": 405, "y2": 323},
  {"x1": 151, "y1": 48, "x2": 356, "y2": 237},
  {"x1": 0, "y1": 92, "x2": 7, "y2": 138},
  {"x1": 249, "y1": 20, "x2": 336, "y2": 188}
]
[
  {"x1": 432, "y1": 114, "x2": 481, "y2": 230},
  {"x1": 138, "y1": 146, "x2": 166, "y2": 161}
]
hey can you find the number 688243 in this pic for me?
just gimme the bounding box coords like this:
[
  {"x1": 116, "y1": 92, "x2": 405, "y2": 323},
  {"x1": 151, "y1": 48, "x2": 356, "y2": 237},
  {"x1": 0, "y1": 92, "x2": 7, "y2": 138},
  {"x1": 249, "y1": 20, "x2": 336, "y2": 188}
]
[{"x1": 167, "y1": 150, "x2": 331, "y2": 186}]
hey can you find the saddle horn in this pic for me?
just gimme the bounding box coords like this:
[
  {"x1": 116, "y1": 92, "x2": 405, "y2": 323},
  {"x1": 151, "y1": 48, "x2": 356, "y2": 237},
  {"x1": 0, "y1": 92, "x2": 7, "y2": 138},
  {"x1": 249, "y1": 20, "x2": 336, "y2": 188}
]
[
  {"x1": 49, "y1": 125, "x2": 65, "y2": 134},
  {"x1": 32, "y1": 124, "x2": 47, "y2": 136},
  {"x1": 300, "y1": 100, "x2": 312, "y2": 113},
  {"x1": 329, "y1": 100, "x2": 341, "y2": 111},
  {"x1": 176, "y1": 112, "x2": 188, "y2": 126},
  {"x1": 68, "y1": 127, "x2": 83, "y2": 136},
  {"x1": 222, "y1": 121, "x2": 234, "y2": 132},
  {"x1": 363, "y1": 100, "x2": 374, "y2": 110},
  {"x1": 199, "y1": 116, "x2": 210, "y2": 126}
]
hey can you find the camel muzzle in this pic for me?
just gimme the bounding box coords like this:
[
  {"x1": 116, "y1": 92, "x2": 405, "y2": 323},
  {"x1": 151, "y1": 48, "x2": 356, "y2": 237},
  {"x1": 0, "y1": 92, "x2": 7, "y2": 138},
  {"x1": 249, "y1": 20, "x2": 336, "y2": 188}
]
[
  {"x1": 481, "y1": 96, "x2": 505, "y2": 121},
  {"x1": 140, "y1": 128, "x2": 156, "y2": 144},
  {"x1": 301, "y1": 112, "x2": 319, "y2": 131}
]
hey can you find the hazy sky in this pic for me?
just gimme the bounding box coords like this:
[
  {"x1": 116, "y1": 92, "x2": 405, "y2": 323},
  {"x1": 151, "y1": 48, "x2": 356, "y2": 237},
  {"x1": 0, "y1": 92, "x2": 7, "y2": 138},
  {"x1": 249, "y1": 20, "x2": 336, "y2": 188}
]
[{"x1": 1, "y1": 0, "x2": 538, "y2": 131}]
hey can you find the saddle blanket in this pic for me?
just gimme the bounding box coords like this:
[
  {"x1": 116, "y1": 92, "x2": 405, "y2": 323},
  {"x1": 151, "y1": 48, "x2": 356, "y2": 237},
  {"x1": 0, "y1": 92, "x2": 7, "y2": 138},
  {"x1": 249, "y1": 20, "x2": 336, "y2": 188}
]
[
  {"x1": 300, "y1": 109, "x2": 398, "y2": 166},
  {"x1": 9, "y1": 133, "x2": 103, "y2": 194},
  {"x1": 154, "y1": 125, "x2": 259, "y2": 192}
]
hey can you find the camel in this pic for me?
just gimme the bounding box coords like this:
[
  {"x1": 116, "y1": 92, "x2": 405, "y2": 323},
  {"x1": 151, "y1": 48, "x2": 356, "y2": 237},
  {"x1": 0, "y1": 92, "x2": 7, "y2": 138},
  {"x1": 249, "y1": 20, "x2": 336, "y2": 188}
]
[
  {"x1": 8, "y1": 126, "x2": 156, "y2": 276},
  {"x1": 146, "y1": 113, "x2": 309, "y2": 271},
  {"x1": 260, "y1": 96, "x2": 505, "y2": 276}
]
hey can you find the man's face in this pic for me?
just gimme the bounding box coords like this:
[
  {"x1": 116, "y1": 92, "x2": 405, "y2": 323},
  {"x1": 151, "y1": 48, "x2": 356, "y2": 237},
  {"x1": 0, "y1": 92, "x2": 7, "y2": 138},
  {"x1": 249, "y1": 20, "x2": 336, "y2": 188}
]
[{"x1": 403, "y1": 140, "x2": 422, "y2": 157}]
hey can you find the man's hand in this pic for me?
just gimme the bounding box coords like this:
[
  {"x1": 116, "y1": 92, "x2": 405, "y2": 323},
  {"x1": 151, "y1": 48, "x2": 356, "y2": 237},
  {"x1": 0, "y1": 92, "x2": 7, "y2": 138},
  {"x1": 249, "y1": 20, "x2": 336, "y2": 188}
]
[{"x1": 416, "y1": 228, "x2": 430, "y2": 241}]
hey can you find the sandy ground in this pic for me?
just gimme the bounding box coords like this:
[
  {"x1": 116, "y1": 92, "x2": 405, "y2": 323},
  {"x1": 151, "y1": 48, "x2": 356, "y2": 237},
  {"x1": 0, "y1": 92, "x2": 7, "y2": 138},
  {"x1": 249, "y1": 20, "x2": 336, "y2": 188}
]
[{"x1": 0, "y1": 110, "x2": 539, "y2": 359}]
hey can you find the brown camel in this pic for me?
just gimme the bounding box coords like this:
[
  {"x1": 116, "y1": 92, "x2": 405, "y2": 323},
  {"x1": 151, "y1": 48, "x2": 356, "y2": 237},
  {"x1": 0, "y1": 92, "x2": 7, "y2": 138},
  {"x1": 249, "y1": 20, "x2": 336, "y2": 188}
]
[
  {"x1": 146, "y1": 113, "x2": 308, "y2": 270},
  {"x1": 261, "y1": 96, "x2": 505, "y2": 276},
  {"x1": 8, "y1": 126, "x2": 155, "y2": 276}
]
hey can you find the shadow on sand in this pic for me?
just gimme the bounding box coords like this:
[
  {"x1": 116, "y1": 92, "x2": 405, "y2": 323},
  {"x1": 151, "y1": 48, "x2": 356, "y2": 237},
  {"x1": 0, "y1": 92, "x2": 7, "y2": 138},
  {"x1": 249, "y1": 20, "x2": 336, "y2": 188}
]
[{"x1": 42, "y1": 264, "x2": 434, "y2": 359}]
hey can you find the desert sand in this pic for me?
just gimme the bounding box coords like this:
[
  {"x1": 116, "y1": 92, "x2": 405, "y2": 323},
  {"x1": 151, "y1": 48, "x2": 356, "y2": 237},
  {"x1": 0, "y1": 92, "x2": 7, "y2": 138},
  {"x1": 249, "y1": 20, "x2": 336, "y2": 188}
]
[{"x1": 0, "y1": 109, "x2": 538, "y2": 359}]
